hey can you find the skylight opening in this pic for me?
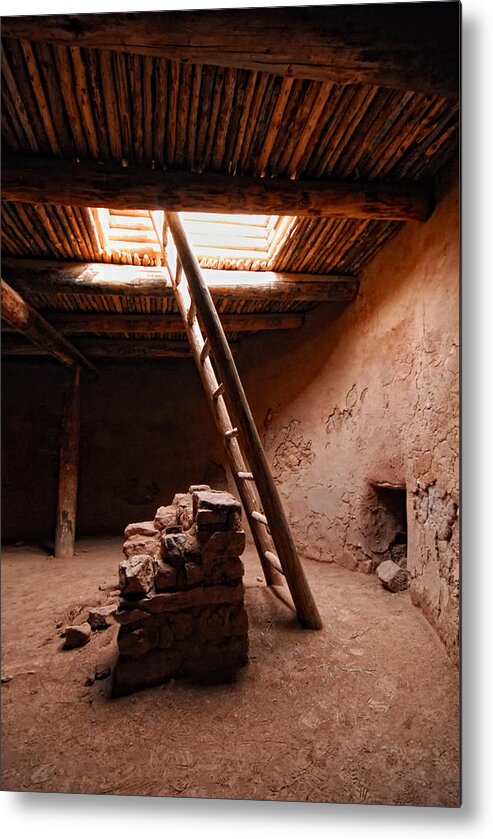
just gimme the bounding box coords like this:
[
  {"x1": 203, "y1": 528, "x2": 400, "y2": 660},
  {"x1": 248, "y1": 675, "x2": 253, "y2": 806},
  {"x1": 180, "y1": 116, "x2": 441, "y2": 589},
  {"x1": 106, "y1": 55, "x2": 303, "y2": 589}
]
[
  {"x1": 90, "y1": 208, "x2": 164, "y2": 266},
  {"x1": 180, "y1": 213, "x2": 295, "y2": 271},
  {"x1": 90, "y1": 208, "x2": 295, "y2": 270}
]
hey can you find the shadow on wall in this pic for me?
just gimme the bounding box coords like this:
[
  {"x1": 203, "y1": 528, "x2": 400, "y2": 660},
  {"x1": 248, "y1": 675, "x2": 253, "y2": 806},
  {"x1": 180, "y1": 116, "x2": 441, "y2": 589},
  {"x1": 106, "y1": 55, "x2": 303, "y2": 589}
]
[
  {"x1": 76, "y1": 362, "x2": 232, "y2": 536},
  {"x1": 1, "y1": 359, "x2": 232, "y2": 542},
  {"x1": 1, "y1": 359, "x2": 66, "y2": 543},
  {"x1": 237, "y1": 300, "x2": 350, "y2": 418}
]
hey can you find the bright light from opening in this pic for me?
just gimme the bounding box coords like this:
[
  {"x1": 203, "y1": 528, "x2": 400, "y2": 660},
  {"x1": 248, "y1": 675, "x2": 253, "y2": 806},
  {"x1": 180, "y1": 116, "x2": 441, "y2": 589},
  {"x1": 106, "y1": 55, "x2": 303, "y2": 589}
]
[{"x1": 90, "y1": 208, "x2": 295, "y2": 271}]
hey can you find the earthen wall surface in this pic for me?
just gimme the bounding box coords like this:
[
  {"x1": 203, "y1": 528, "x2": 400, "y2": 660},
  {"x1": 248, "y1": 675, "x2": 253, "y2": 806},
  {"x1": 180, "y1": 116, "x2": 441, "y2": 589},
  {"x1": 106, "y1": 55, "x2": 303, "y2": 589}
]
[
  {"x1": 1, "y1": 360, "x2": 230, "y2": 540},
  {"x1": 237, "y1": 175, "x2": 459, "y2": 660}
]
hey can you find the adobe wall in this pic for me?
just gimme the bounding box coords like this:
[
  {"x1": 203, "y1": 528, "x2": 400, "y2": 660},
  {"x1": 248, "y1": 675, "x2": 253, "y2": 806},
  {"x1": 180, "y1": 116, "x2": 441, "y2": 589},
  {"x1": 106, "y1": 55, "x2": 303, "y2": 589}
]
[
  {"x1": 237, "y1": 174, "x2": 459, "y2": 661},
  {"x1": 1, "y1": 360, "x2": 230, "y2": 541}
]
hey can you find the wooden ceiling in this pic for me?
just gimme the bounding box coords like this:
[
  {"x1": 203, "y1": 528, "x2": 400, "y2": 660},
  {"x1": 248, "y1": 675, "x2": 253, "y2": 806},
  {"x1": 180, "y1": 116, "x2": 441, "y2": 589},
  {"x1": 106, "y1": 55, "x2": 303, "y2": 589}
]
[{"x1": 0, "y1": 4, "x2": 460, "y2": 361}]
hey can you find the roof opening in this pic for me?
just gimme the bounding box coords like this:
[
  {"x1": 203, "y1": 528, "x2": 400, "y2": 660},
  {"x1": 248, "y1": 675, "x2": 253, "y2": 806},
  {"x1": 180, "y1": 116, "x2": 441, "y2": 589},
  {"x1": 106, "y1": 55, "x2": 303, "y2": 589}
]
[
  {"x1": 90, "y1": 208, "x2": 163, "y2": 266},
  {"x1": 182, "y1": 213, "x2": 296, "y2": 270},
  {"x1": 89, "y1": 208, "x2": 295, "y2": 270}
]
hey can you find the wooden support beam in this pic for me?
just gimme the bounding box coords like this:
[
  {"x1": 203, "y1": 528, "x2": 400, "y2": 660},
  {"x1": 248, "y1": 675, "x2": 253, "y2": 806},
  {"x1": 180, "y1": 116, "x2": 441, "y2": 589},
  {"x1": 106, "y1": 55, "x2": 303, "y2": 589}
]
[
  {"x1": 2, "y1": 259, "x2": 359, "y2": 303},
  {"x1": 201, "y1": 273, "x2": 358, "y2": 302},
  {"x1": 0, "y1": 335, "x2": 198, "y2": 359},
  {"x1": 2, "y1": 153, "x2": 433, "y2": 221},
  {"x1": 0, "y1": 278, "x2": 96, "y2": 372},
  {"x1": 1, "y1": 5, "x2": 459, "y2": 97},
  {"x1": 8, "y1": 311, "x2": 304, "y2": 335},
  {"x1": 55, "y1": 366, "x2": 81, "y2": 558}
]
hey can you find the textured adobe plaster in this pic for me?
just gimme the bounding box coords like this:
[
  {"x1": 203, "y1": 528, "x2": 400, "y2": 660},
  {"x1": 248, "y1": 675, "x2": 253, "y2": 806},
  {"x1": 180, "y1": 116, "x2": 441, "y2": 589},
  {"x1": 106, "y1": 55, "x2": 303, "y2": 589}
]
[
  {"x1": 269, "y1": 419, "x2": 315, "y2": 481},
  {"x1": 237, "y1": 175, "x2": 459, "y2": 661}
]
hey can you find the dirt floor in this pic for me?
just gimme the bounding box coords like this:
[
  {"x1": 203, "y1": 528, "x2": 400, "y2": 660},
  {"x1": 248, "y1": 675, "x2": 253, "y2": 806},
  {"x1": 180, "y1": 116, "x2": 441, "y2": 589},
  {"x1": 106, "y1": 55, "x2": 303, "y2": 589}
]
[{"x1": 1, "y1": 538, "x2": 459, "y2": 805}]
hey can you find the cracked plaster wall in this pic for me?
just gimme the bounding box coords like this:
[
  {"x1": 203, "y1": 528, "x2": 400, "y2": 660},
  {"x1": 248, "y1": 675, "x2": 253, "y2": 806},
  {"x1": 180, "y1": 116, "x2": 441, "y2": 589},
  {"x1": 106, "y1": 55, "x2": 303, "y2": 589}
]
[{"x1": 237, "y1": 173, "x2": 459, "y2": 661}]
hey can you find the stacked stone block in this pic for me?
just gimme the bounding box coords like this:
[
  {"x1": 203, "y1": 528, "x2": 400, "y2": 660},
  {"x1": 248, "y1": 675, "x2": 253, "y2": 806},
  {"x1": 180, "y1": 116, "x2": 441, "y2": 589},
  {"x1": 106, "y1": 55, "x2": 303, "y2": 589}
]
[{"x1": 112, "y1": 485, "x2": 248, "y2": 696}]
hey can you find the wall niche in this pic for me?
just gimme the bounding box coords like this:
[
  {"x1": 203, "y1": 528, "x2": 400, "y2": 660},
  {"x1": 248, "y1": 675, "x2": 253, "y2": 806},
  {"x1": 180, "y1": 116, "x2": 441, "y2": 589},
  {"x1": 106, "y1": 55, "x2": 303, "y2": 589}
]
[{"x1": 367, "y1": 481, "x2": 408, "y2": 570}]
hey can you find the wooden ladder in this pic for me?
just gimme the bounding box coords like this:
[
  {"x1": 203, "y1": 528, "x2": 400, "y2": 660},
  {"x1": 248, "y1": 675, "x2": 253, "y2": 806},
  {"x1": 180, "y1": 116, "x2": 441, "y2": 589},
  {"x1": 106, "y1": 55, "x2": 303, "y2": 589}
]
[{"x1": 151, "y1": 211, "x2": 322, "y2": 630}]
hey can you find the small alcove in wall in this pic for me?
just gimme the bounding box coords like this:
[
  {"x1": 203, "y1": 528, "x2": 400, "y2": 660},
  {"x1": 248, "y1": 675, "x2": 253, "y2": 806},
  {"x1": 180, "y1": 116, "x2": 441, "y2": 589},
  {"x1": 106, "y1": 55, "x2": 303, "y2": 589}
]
[{"x1": 369, "y1": 481, "x2": 408, "y2": 569}]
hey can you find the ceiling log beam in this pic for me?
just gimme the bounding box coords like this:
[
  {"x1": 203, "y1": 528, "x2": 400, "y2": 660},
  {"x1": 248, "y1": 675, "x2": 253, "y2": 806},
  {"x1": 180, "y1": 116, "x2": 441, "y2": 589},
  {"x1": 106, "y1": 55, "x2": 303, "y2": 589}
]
[
  {"x1": 0, "y1": 278, "x2": 97, "y2": 372},
  {"x1": 2, "y1": 153, "x2": 433, "y2": 221},
  {"x1": 1, "y1": 4, "x2": 459, "y2": 97},
  {"x1": 0, "y1": 335, "x2": 239, "y2": 359},
  {"x1": 2, "y1": 259, "x2": 359, "y2": 303},
  {"x1": 12, "y1": 311, "x2": 305, "y2": 335}
]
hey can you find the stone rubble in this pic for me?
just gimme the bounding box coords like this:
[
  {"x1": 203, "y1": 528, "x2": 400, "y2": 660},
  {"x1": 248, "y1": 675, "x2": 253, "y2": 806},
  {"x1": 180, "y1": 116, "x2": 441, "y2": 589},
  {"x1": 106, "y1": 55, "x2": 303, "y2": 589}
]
[
  {"x1": 64, "y1": 622, "x2": 92, "y2": 649},
  {"x1": 119, "y1": 553, "x2": 155, "y2": 595},
  {"x1": 124, "y1": 521, "x2": 158, "y2": 539},
  {"x1": 112, "y1": 485, "x2": 249, "y2": 696},
  {"x1": 376, "y1": 559, "x2": 410, "y2": 593},
  {"x1": 87, "y1": 604, "x2": 118, "y2": 630},
  {"x1": 94, "y1": 664, "x2": 112, "y2": 681}
]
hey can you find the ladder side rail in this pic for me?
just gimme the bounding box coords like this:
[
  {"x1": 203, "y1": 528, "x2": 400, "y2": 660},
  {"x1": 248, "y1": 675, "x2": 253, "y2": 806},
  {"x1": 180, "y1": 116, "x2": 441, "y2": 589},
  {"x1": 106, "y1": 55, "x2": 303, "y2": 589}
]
[
  {"x1": 165, "y1": 211, "x2": 322, "y2": 630},
  {"x1": 152, "y1": 225, "x2": 281, "y2": 586},
  {"x1": 176, "y1": 294, "x2": 280, "y2": 586}
]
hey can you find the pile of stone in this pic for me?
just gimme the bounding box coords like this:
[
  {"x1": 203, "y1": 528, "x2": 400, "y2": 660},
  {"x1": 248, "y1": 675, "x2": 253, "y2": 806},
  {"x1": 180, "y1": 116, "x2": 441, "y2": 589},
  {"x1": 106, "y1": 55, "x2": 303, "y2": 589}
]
[
  {"x1": 112, "y1": 485, "x2": 249, "y2": 696},
  {"x1": 63, "y1": 603, "x2": 119, "y2": 649}
]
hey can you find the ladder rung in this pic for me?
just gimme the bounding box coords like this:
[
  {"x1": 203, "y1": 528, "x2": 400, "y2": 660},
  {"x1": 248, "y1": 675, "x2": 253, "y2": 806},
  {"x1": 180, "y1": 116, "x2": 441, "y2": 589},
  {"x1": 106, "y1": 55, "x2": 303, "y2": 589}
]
[
  {"x1": 175, "y1": 260, "x2": 182, "y2": 287},
  {"x1": 264, "y1": 550, "x2": 284, "y2": 575},
  {"x1": 251, "y1": 511, "x2": 268, "y2": 526},
  {"x1": 212, "y1": 383, "x2": 225, "y2": 400},
  {"x1": 238, "y1": 471, "x2": 254, "y2": 480},
  {"x1": 224, "y1": 427, "x2": 238, "y2": 439},
  {"x1": 187, "y1": 302, "x2": 197, "y2": 325},
  {"x1": 200, "y1": 338, "x2": 210, "y2": 364}
]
